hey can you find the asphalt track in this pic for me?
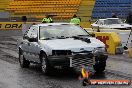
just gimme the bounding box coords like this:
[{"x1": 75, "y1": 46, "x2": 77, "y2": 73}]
[{"x1": 0, "y1": 30, "x2": 132, "y2": 88}]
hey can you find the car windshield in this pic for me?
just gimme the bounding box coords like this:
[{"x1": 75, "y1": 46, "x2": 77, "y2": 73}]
[
  {"x1": 104, "y1": 19, "x2": 123, "y2": 25},
  {"x1": 39, "y1": 24, "x2": 89, "y2": 40}
]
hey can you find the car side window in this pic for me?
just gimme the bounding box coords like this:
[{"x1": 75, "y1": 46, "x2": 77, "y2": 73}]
[
  {"x1": 28, "y1": 26, "x2": 38, "y2": 38},
  {"x1": 23, "y1": 29, "x2": 30, "y2": 40},
  {"x1": 95, "y1": 20, "x2": 98, "y2": 24},
  {"x1": 101, "y1": 21, "x2": 104, "y2": 25},
  {"x1": 97, "y1": 20, "x2": 104, "y2": 25},
  {"x1": 96, "y1": 20, "x2": 102, "y2": 25},
  {"x1": 31, "y1": 26, "x2": 38, "y2": 38},
  {"x1": 23, "y1": 26, "x2": 38, "y2": 40}
]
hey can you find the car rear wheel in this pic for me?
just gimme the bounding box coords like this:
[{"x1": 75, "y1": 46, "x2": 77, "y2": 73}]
[
  {"x1": 41, "y1": 54, "x2": 51, "y2": 75},
  {"x1": 19, "y1": 50, "x2": 30, "y2": 68}
]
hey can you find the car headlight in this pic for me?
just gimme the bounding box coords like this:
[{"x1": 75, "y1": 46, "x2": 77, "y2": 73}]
[{"x1": 93, "y1": 47, "x2": 106, "y2": 55}]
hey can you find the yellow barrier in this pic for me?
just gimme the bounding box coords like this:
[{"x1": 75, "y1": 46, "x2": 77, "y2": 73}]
[
  {"x1": 0, "y1": 22, "x2": 92, "y2": 29},
  {"x1": 0, "y1": 22, "x2": 23, "y2": 29},
  {"x1": 0, "y1": 22, "x2": 40, "y2": 30},
  {"x1": 94, "y1": 32, "x2": 121, "y2": 54},
  {"x1": 80, "y1": 22, "x2": 91, "y2": 28},
  {"x1": 129, "y1": 48, "x2": 132, "y2": 58}
]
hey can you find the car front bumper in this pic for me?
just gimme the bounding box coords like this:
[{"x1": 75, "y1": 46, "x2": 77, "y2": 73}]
[
  {"x1": 48, "y1": 53, "x2": 95, "y2": 68},
  {"x1": 48, "y1": 55, "x2": 72, "y2": 67},
  {"x1": 47, "y1": 52, "x2": 108, "y2": 73}
]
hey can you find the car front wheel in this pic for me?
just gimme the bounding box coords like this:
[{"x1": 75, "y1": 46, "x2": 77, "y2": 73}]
[
  {"x1": 93, "y1": 61, "x2": 106, "y2": 73},
  {"x1": 19, "y1": 50, "x2": 30, "y2": 68},
  {"x1": 41, "y1": 54, "x2": 51, "y2": 75}
]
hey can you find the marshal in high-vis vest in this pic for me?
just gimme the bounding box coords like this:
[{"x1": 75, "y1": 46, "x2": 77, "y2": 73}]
[
  {"x1": 70, "y1": 15, "x2": 81, "y2": 25},
  {"x1": 42, "y1": 15, "x2": 53, "y2": 23}
]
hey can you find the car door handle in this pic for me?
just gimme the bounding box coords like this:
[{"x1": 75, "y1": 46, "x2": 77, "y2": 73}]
[{"x1": 28, "y1": 43, "x2": 31, "y2": 46}]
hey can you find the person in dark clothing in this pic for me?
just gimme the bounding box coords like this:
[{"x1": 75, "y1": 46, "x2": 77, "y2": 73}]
[
  {"x1": 126, "y1": 12, "x2": 132, "y2": 25},
  {"x1": 112, "y1": 13, "x2": 117, "y2": 18}
]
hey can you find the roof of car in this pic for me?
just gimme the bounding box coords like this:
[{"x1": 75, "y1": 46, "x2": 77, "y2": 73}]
[
  {"x1": 98, "y1": 19, "x2": 106, "y2": 21},
  {"x1": 35, "y1": 23, "x2": 73, "y2": 27},
  {"x1": 106, "y1": 18, "x2": 119, "y2": 20},
  {"x1": 98, "y1": 18, "x2": 119, "y2": 21}
]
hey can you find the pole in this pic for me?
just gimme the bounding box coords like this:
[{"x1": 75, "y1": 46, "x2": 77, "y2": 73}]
[{"x1": 124, "y1": 27, "x2": 132, "y2": 50}]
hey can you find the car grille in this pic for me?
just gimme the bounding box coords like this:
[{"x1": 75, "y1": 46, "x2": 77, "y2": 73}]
[
  {"x1": 72, "y1": 51, "x2": 92, "y2": 54},
  {"x1": 71, "y1": 54, "x2": 95, "y2": 71}
]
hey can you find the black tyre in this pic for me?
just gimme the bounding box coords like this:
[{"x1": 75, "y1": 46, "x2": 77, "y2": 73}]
[
  {"x1": 93, "y1": 61, "x2": 106, "y2": 73},
  {"x1": 19, "y1": 49, "x2": 30, "y2": 68},
  {"x1": 41, "y1": 53, "x2": 51, "y2": 75}
]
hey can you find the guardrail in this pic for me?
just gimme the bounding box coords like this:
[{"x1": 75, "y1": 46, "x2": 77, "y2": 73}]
[
  {"x1": 0, "y1": 22, "x2": 40, "y2": 30},
  {"x1": 0, "y1": 22, "x2": 22, "y2": 29},
  {"x1": 0, "y1": 22, "x2": 92, "y2": 29}
]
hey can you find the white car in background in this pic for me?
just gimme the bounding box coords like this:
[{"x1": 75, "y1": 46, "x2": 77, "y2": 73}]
[
  {"x1": 90, "y1": 18, "x2": 132, "y2": 49},
  {"x1": 91, "y1": 18, "x2": 132, "y2": 30},
  {"x1": 17, "y1": 23, "x2": 108, "y2": 75}
]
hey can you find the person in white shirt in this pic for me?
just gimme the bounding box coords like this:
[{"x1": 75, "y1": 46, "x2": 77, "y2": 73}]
[{"x1": 21, "y1": 16, "x2": 31, "y2": 36}]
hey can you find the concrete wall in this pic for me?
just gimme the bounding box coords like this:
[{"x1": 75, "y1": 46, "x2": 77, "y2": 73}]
[{"x1": 0, "y1": 12, "x2": 9, "y2": 18}]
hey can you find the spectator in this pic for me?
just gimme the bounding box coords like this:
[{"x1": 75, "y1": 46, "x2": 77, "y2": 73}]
[
  {"x1": 70, "y1": 15, "x2": 81, "y2": 25},
  {"x1": 126, "y1": 12, "x2": 132, "y2": 25},
  {"x1": 42, "y1": 15, "x2": 53, "y2": 23},
  {"x1": 21, "y1": 16, "x2": 31, "y2": 36},
  {"x1": 112, "y1": 13, "x2": 117, "y2": 18}
]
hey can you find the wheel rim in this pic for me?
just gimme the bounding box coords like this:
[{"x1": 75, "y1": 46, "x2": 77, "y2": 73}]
[
  {"x1": 19, "y1": 55, "x2": 24, "y2": 66},
  {"x1": 42, "y1": 57, "x2": 46, "y2": 73}
]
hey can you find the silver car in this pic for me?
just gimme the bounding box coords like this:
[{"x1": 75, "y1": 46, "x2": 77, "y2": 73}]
[{"x1": 17, "y1": 23, "x2": 108, "y2": 75}]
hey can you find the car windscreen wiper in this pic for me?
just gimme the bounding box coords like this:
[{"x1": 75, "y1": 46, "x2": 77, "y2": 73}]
[
  {"x1": 56, "y1": 36, "x2": 68, "y2": 39},
  {"x1": 77, "y1": 35, "x2": 90, "y2": 36},
  {"x1": 71, "y1": 35, "x2": 89, "y2": 38},
  {"x1": 41, "y1": 37, "x2": 55, "y2": 40},
  {"x1": 43, "y1": 38, "x2": 52, "y2": 40},
  {"x1": 71, "y1": 35, "x2": 91, "y2": 43}
]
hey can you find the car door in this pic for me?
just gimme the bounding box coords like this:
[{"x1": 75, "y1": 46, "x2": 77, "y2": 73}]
[
  {"x1": 22, "y1": 27, "x2": 32, "y2": 61},
  {"x1": 27, "y1": 26, "x2": 41, "y2": 63}
]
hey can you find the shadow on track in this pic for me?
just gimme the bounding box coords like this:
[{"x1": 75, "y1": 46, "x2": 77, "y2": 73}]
[{"x1": 20, "y1": 64, "x2": 107, "y2": 80}]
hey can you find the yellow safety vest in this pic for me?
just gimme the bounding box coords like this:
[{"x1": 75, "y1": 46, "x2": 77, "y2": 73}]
[
  {"x1": 42, "y1": 17, "x2": 53, "y2": 23},
  {"x1": 70, "y1": 18, "x2": 80, "y2": 25}
]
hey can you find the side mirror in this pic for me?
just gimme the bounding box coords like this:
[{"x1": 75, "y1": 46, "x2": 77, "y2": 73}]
[{"x1": 28, "y1": 38, "x2": 37, "y2": 42}]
